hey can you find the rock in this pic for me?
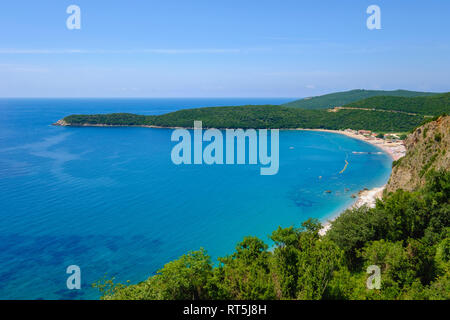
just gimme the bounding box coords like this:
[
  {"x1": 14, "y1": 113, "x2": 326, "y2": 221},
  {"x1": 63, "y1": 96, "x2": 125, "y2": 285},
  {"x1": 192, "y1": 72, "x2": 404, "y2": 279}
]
[
  {"x1": 386, "y1": 115, "x2": 449, "y2": 193},
  {"x1": 53, "y1": 119, "x2": 68, "y2": 126}
]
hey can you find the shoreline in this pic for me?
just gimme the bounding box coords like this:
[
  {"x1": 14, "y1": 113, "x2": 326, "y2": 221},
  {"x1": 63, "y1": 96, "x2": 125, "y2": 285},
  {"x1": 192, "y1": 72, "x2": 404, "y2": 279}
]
[
  {"x1": 295, "y1": 128, "x2": 405, "y2": 235},
  {"x1": 54, "y1": 120, "x2": 407, "y2": 161},
  {"x1": 312, "y1": 129, "x2": 404, "y2": 235},
  {"x1": 55, "y1": 119, "x2": 405, "y2": 236},
  {"x1": 293, "y1": 128, "x2": 405, "y2": 161},
  {"x1": 318, "y1": 185, "x2": 386, "y2": 236}
]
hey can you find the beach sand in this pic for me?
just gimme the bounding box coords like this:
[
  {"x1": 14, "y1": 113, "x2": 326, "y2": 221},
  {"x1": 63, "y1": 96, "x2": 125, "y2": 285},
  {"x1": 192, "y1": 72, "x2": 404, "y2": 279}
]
[
  {"x1": 296, "y1": 128, "x2": 406, "y2": 161},
  {"x1": 314, "y1": 129, "x2": 406, "y2": 236},
  {"x1": 318, "y1": 185, "x2": 385, "y2": 236}
]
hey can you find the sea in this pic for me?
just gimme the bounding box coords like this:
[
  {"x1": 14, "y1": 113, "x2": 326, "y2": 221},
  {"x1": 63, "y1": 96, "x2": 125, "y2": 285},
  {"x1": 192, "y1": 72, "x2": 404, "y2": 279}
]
[{"x1": 0, "y1": 98, "x2": 392, "y2": 299}]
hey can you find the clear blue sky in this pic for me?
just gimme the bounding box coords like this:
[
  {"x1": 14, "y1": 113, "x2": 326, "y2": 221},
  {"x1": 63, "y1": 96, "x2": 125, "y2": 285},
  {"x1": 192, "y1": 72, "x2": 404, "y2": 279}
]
[{"x1": 0, "y1": 0, "x2": 449, "y2": 97}]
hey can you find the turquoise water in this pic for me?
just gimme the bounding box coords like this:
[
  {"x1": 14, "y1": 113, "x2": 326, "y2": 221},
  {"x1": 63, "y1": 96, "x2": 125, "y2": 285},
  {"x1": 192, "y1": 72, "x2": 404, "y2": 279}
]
[{"x1": 0, "y1": 98, "x2": 392, "y2": 299}]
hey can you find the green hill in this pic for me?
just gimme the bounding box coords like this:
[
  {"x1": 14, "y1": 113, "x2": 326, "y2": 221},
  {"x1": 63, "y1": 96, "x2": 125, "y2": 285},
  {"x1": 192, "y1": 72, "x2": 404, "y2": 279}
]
[
  {"x1": 283, "y1": 89, "x2": 439, "y2": 109},
  {"x1": 58, "y1": 91, "x2": 449, "y2": 133},
  {"x1": 60, "y1": 105, "x2": 425, "y2": 132},
  {"x1": 342, "y1": 93, "x2": 450, "y2": 116}
]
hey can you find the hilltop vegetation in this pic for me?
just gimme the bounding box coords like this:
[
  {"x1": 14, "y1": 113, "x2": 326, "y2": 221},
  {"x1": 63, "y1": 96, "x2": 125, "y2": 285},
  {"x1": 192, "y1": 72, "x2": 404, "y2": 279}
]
[
  {"x1": 60, "y1": 92, "x2": 449, "y2": 133},
  {"x1": 62, "y1": 106, "x2": 425, "y2": 132},
  {"x1": 343, "y1": 93, "x2": 450, "y2": 116},
  {"x1": 283, "y1": 89, "x2": 438, "y2": 109}
]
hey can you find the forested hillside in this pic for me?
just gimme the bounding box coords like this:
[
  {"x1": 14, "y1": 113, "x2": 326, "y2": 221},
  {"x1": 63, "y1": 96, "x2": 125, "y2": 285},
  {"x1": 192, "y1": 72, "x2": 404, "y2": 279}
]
[
  {"x1": 60, "y1": 106, "x2": 426, "y2": 132},
  {"x1": 342, "y1": 93, "x2": 450, "y2": 116},
  {"x1": 283, "y1": 89, "x2": 438, "y2": 109}
]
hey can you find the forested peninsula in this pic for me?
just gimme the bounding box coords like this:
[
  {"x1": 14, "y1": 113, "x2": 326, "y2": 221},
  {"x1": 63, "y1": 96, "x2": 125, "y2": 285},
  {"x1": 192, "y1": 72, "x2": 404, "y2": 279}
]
[{"x1": 56, "y1": 92, "x2": 449, "y2": 133}]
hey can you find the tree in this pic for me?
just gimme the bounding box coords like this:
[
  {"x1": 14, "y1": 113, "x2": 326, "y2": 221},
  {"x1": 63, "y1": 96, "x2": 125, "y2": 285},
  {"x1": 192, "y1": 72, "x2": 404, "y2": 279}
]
[
  {"x1": 208, "y1": 237, "x2": 275, "y2": 299},
  {"x1": 296, "y1": 238, "x2": 344, "y2": 299},
  {"x1": 95, "y1": 248, "x2": 213, "y2": 300},
  {"x1": 326, "y1": 206, "x2": 387, "y2": 268},
  {"x1": 270, "y1": 226, "x2": 303, "y2": 298},
  {"x1": 360, "y1": 240, "x2": 414, "y2": 293}
]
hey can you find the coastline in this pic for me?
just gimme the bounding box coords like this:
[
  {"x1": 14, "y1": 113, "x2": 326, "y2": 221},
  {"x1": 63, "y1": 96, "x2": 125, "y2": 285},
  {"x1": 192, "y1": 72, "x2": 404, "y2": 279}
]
[
  {"x1": 313, "y1": 129, "x2": 405, "y2": 236},
  {"x1": 318, "y1": 185, "x2": 386, "y2": 236},
  {"x1": 294, "y1": 128, "x2": 406, "y2": 161},
  {"x1": 55, "y1": 119, "x2": 405, "y2": 236}
]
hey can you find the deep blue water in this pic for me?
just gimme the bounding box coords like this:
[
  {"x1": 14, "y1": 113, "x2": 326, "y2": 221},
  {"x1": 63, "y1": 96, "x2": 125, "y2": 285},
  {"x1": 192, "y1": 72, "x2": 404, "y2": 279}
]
[{"x1": 0, "y1": 98, "x2": 392, "y2": 299}]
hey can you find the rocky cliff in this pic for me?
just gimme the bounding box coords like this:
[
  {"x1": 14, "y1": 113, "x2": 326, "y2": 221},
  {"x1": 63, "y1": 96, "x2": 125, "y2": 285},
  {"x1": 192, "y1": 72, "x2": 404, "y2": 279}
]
[{"x1": 386, "y1": 115, "x2": 449, "y2": 193}]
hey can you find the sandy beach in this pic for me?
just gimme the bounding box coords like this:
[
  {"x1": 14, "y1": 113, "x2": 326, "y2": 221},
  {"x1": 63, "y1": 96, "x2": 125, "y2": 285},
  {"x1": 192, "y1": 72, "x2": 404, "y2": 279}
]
[
  {"x1": 319, "y1": 185, "x2": 386, "y2": 236},
  {"x1": 296, "y1": 128, "x2": 406, "y2": 161},
  {"x1": 316, "y1": 129, "x2": 406, "y2": 235}
]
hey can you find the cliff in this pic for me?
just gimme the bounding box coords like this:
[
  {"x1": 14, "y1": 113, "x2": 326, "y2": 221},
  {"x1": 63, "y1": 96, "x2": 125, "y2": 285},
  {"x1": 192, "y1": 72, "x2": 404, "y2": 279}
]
[{"x1": 386, "y1": 115, "x2": 449, "y2": 193}]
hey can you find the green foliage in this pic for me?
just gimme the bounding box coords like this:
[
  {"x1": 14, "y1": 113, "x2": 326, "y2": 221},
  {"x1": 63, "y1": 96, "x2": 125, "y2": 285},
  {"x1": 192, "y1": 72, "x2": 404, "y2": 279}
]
[
  {"x1": 283, "y1": 89, "x2": 438, "y2": 109},
  {"x1": 295, "y1": 237, "x2": 344, "y2": 299},
  {"x1": 269, "y1": 226, "x2": 303, "y2": 298},
  {"x1": 95, "y1": 248, "x2": 213, "y2": 300},
  {"x1": 61, "y1": 92, "x2": 449, "y2": 134},
  {"x1": 361, "y1": 240, "x2": 415, "y2": 287},
  {"x1": 411, "y1": 113, "x2": 448, "y2": 133},
  {"x1": 392, "y1": 158, "x2": 402, "y2": 168},
  {"x1": 435, "y1": 133, "x2": 442, "y2": 142},
  {"x1": 326, "y1": 206, "x2": 388, "y2": 268},
  {"x1": 419, "y1": 154, "x2": 438, "y2": 177},
  {"x1": 435, "y1": 237, "x2": 450, "y2": 274},
  {"x1": 343, "y1": 93, "x2": 450, "y2": 116},
  {"x1": 208, "y1": 237, "x2": 276, "y2": 300},
  {"x1": 64, "y1": 105, "x2": 427, "y2": 133},
  {"x1": 379, "y1": 190, "x2": 429, "y2": 240},
  {"x1": 268, "y1": 219, "x2": 345, "y2": 300}
]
